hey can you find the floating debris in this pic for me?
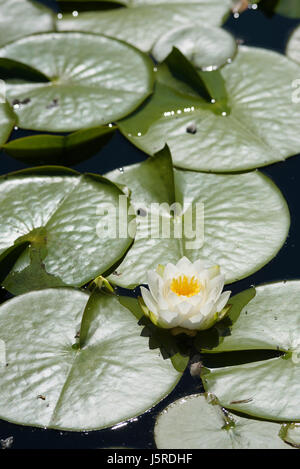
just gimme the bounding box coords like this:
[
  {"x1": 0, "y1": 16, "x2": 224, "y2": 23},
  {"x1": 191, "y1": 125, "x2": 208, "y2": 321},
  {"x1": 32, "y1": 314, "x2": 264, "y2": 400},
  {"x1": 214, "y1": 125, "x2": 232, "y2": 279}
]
[
  {"x1": 0, "y1": 436, "x2": 13, "y2": 449},
  {"x1": 46, "y1": 98, "x2": 59, "y2": 109}
]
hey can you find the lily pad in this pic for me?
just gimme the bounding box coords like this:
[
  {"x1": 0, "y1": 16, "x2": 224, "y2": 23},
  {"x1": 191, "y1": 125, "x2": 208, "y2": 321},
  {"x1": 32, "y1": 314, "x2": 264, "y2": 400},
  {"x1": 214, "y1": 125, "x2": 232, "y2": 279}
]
[
  {"x1": 57, "y1": 2, "x2": 232, "y2": 52},
  {"x1": 281, "y1": 423, "x2": 300, "y2": 448},
  {"x1": 286, "y1": 25, "x2": 300, "y2": 64},
  {"x1": 152, "y1": 25, "x2": 237, "y2": 70},
  {"x1": 106, "y1": 147, "x2": 289, "y2": 287},
  {"x1": 258, "y1": 0, "x2": 300, "y2": 18},
  {"x1": 0, "y1": 289, "x2": 180, "y2": 430},
  {"x1": 0, "y1": 102, "x2": 15, "y2": 146},
  {"x1": 275, "y1": 0, "x2": 300, "y2": 17},
  {"x1": 59, "y1": 0, "x2": 231, "y2": 4},
  {"x1": 2, "y1": 125, "x2": 116, "y2": 165},
  {"x1": 154, "y1": 394, "x2": 293, "y2": 449},
  {"x1": 60, "y1": 0, "x2": 231, "y2": 4},
  {"x1": 0, "y1": 0, "x2": 55, "y2": 48},
  {"x1": 0, "y1": 167, "x2": 134, "y2": 295},
  {"x1": 202, "y1": 281, "x2": 300, "y2": 421},
  {"x1": 0, "y1": 32, "x2": 154, "y2": 132},
  {"x1": 119, "y1": 46, "x2": 300, "y2": 172}
]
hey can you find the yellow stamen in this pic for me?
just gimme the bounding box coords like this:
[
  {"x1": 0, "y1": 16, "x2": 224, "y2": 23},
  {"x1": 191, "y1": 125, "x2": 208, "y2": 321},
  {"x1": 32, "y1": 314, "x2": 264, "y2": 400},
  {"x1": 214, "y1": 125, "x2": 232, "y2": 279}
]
[{"x1": 170, "y1": 275, "x2": 201, "y2": 297}]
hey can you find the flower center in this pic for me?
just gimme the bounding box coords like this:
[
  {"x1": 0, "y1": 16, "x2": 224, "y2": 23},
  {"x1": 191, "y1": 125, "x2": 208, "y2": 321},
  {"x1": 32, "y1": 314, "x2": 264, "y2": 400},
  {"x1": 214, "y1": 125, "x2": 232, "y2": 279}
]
[{"x1": 170, "y1": 275, "x2": 201, "y2": 297}]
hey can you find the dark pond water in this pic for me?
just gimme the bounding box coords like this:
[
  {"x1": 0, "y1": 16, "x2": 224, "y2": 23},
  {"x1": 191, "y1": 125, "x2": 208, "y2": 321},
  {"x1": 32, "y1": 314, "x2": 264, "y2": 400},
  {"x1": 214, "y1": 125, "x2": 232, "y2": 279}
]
[{"x1": 0, "y1": 0, "x2": 300, "y2": 449}]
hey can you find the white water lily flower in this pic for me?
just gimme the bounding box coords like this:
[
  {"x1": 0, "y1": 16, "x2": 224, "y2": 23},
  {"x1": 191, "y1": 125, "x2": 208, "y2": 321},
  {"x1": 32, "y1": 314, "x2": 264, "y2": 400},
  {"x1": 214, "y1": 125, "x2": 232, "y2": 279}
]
[{"x1": 140, "y1": 257, "x2": 231, "y2": 332}]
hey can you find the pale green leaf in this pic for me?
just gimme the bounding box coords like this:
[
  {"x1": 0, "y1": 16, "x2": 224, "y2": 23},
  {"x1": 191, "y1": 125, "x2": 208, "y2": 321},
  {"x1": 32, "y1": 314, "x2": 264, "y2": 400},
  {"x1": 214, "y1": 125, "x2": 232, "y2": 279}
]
[
  {"x1": 155, "y1": 394, "x2": 293, "y2": 449},
  {"x1": 0, "y1": 0, "x2": 55, "y2": 48},
  {"x1": 0, "y1": 32, "x2": 154, "y2": 132},
  {"x1": 106, "y1": 148, "x2": 289, "y2": 287},
  {"x1": 119, "y1": 46, "x2": 300, "y2": 172},
  {"x1": 152, "y1": 25, "x2": 237, "y2": 70},
  {"x1": 0, "y1": 168, "x2": 134, "y2": 295},
  {"x1": 0, "y1": 289, "x2": 181, "y2": 430},
  {"x1": 202, "y1": 281, "x2": 300, "y2": 421},
  {"x1": 57, "y1": 2, "x2": 233, "y2": 52}
]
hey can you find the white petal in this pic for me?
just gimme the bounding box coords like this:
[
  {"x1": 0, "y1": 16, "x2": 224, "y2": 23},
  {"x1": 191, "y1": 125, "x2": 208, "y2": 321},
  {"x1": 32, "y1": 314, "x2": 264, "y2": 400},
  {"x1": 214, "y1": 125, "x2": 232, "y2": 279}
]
[
  {"x1": 180, "y1": 313, "x2": 205, "y2": 329},
  {"x1": 147, "y1": 270, "x2": 162, "y2": 301},
  {"x1": 175, "y1": 256, "x2": 192, "y2": 270},
  {"x1": 159, "y1": 309, "x2": 180, "y2": 327},
  {"x1": 157, "y1": 294, "x2": 169, "y2": 310},
  {"x1": 166, "y1": 290, "x2": 185, "y2": 306},
  {"x1": 177, "y1": 301, "x2": 193, "y2": 316},
  {"x1": 200, "y1": 300, "x2": 215, "y2": 318},
  {"x1": 186, "y1": 293, "x2": 204, "y2": 307},
  {"x1": 163, "y1": 263, "x2": 178, "y2": 281},
  {"x1": 140, "y1": 286, "x2": 158, "y2": 314},
  {"x1": 215, "y1": 290, "x2": 231, "y2": 312},
  {"x1": 198, "y1": 310, "x2": 218, "y2": 330},
  {"x1": 207, "y1": 274, "x2": 225, "y2": 301}
]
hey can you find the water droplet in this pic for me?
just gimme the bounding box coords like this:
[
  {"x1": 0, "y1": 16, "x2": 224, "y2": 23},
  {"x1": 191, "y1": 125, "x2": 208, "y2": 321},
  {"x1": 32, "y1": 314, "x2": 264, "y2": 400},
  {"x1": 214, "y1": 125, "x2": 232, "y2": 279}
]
[
  {"x1": 233, "y1": 12, "x2": 240, "y2": 18},
  {"x1": 137, "y1": 208, "x2": 147, "y2": 217},
  {"x1": 13, "y1": 104, "x2": 20, "y2": 110},
  {"x1": 221, "y1": 112, "x2": 227, "y2": 117},
  {"x1": 227, "y1": 58, "x2": 232, "y2": 64},
  {"x1": 251, "y1": 3, "x2": 258, "y2": 10},
  {"x1": 211, "y1": 99, "x2": 216, "y2": 104},
  {"x1": 137, "y1": 132, "x2": 142, "y2": 137},
  {"x1": 177, "y1": 110, "x2": 182, "y2": 114},
  {"x1": 13, "y1": 126, "x2": 18, "y2": 131},
  {"x1": 202, "y1": 65, "x2": 216, "y2": 72},
  {"x1": 153, "y1": 67, "x2": 157, "y2": 72},
  {"x1": 108, "y1": 123, "x2": 113, "y2": 128},
  {"x1": 57, "y1": 13, "x2": 63, "y2": 20},
  {"x1": 118, "y1": 167, "x2": 124, "y2": 173},
  {"x1": 186, "y1": 123, "x2": 197, "y2": 134},
  {"x1": 72, "y1": 10, "x2": 79, "y2": 17}
]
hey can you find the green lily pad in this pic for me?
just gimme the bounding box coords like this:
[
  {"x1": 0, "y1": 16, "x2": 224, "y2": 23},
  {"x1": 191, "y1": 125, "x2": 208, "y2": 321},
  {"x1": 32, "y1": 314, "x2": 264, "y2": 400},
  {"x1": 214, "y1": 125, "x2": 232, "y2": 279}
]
[
  {"x1": 0, "y1": 32, "x2": 154, "y2": 132},
  {"x1": 275, "y1": 0, "x2": 300, "y2": 17},
  {"x1": 281, "y1": 423, "x2": 300, "y2": 448},
  {"x1": 202, "y1": 281, "x2": 300, "y2": 421},
  {"x1": 106, "y1": 147, "x2": 289, "y2": 287},
  {"x1": 2, "y1": 125, "x2": 116, "y2": 165},
  {"x1": 59, "y1": 0, "x2": 230, "y2": 4},
  {"x1": 0, "y1": 0, "x2": 55, "y2": 48},
  {"x1": 0, "y1": 289, "x2": 180, "y2": 430},
  {"x1": 57, "y1": 1, "x2": 232, "y2": 52},
  {"x1": 0, "y1": 102, "x2": 15, "y2": 146},
  {"x1": 287, "y1": 25, "x2": 300, "y2": 65},
  {"x1": 0, "y1": 167, "x2": 134, "y2": 295},
  {"x1": 58, "y1": 0, "x2": 126, "y2": 6},
  {"x1": 258, "y1": 0, "x2": 300, "y2": 18},
  {"x1": 152, "y1": 25, "x2": 237, "y2": 70},
  {"x1": 119, "y1": 46, "x2": 300, "y2": 172},
  {"x1": 154, "y1": 394, "x2": 293, "y2": 449}
]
